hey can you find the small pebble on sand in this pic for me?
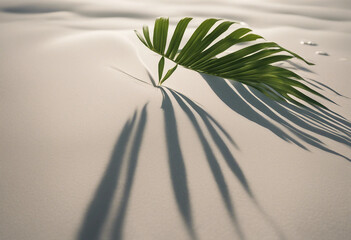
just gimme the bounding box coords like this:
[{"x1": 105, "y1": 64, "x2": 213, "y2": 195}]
[
  {"x1": 300, "y1": 40, "x2": 317, "y2": 46},
  {"x1": 315, "y1": 51, "x2": 329, "y2": 56}
]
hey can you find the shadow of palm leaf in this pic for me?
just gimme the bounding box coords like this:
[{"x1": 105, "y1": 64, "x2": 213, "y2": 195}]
[
  {"x1": 202, "y1": 74, "x2": 351, "y2": 161},
  {"x1": 111, "y1": 105, "x2": 148, "y2": 240},
  {"x1": 160, "y1": 88, "x2": 198, "y2": 239},
  {"x1": 85, "y1": 67, "x2": 287, "y2": 240},
  {"x1": 77, "y1": 87, "x2": 287, "y2": 239},
  {"x1": 164, "y1": 87, "x2": 289, "y2": 240},
  {"x1": 77, "y1": 104, "x2": 148, "y2": 240},
  {"x1": 162, "y1": 87, "x2": 246, "y2": 239}
]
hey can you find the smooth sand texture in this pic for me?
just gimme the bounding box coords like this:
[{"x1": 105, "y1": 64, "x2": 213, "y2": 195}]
[{"x1": 1, "y1": 0, "x2": 350, "y2": 239}]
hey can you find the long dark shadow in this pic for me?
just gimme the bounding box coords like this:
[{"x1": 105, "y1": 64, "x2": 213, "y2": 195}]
[
  {"x1": 285, "y1": 103, "x2": 351, "y2": 137},
  {"x1": 201, "y1": 74, "x2": 306, "y2": 148},
  {"x1": 316, "y1": 106, "x2": 351, "y2": 130},
  {"x1": 285, "y1": 61, "x2": 347, "y2": 98},
  {"x1": 111, "y1": 104, "x2": 148, "y2": 240},
  {"x1": 168, "y1": 89, "x2": 246, "y2": 239},
  {"x1": 241, "y1": 85, "x2": 351, "y2": 161},
  {"x1": 170, "y1": 88, "x2": 285, "y2": 239},
  {"x1": 234, "y1": 83, "x2": 351, "y2": 161},
  {"x1": 256, "y1": 88, "x2": 351, "y2": 139},
  {"x1": 233, "y1": 82, "x2": 323, "y2": 144},
  {"x1": 160, "y1": 88, "x2": 197, "y2": 240},
  {"x1": 202, "y1": 73, "x2": 351, "y2": 161},
  {"x1": 77, "y1": 111, "x2": 138, "y2": 240},
  {"x1": 171, "y1": 88, "x2": 253, "y2": 198}
]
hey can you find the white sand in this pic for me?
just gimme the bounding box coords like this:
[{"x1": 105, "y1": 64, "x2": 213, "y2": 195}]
[{"x1": 1, "y1": 0, "x2": 350, "y2": 239}]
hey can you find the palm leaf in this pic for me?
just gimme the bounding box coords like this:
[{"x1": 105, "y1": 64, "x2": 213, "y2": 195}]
[{"x1": 135, "y1": 17, "x2": 331, "y2": 109}]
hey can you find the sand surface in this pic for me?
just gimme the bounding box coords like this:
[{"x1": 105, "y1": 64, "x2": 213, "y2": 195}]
[{"x1": 1, "y1": 0, "x2": 351, "y2": 239}]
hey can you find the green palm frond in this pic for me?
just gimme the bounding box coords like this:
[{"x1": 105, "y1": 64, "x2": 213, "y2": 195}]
[{"x1": 135, "y1": 17, "x2": 330, "y2": 108}]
